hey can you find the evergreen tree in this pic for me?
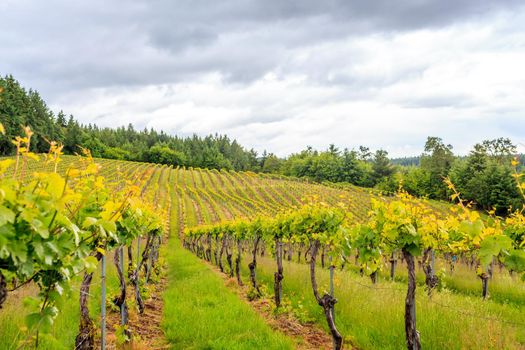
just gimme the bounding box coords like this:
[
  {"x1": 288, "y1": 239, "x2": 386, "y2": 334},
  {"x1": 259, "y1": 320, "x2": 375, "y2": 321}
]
[
  {"x1": 372, "y1": 149, "x2": 395, "y2": 184},
  {"x1": 420, "y1": 136, "x2": 454, "y2": 199}
]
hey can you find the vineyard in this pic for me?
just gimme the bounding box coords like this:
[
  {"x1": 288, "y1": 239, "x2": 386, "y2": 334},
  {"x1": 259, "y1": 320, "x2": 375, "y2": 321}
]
[{"x1": 1, "y1": 128, "x2": 525, "y2": 350}]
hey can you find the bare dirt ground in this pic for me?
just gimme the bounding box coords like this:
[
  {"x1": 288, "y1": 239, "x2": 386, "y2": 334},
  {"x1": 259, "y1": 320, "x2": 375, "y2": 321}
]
[
  {"x1": 101, "y1": 276, "x2": 170, "y2": 350},
  {"x1": 208, "y1": 262, "x2": 339, "y2": 350},
  {"x1": 100, "y1": 249, "x2": 356, "y2": 350}
]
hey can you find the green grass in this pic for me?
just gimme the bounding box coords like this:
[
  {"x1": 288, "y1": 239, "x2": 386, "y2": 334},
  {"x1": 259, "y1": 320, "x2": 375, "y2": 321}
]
[
  {"x1": 0, "y1": 286, "x2": 80, "y2": 350},
  {"x1": 441, "y1": 266, "x2": 525, "y2": 306},
  {"x1": 162, "y1": 239, "x2": 295, "y2": 350},
  {"x1": 343, "y1": 257, "x2": 525, "y2": 307},
  {"x1": 240, "y1": 254, "x2": 525, "y2": 350},
  {"x1": 0, "y1": 254, "x2": 123, "y2": 350}
]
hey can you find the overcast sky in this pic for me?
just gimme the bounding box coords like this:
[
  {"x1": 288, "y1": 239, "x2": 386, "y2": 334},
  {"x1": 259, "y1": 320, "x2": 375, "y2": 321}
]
[{"x1": 1, "y1": 0, "x2": 525, "y2": 157}]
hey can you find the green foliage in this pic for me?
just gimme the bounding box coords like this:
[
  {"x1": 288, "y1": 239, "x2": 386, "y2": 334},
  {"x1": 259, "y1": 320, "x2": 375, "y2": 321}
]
[
  {"x1": 0, "y1": 75, "x2": 259, "y2": 172},
  {"x1": 420, "y1": 136, "x2": 455, "y2": 199},
  {"x1": 185, "y1": 203, "x2": 346, "y2": 254},
  {"x1": 450, "y1": 158, "x2": 522, "y2": 215},
  {"x1": 280, "y1": 147, "x2": 378, "y2": 187},
  {"x1": 114, "y1": 324, "x2": 131, "y2": 344},
  {"x1": 103, "y1": 146, "x2": 131, "y2": 160},
  {"x1": 3, "y1": 74, "x2": 523, "y2": 217},
  {"x1": 504, "y1": 250, "x2": 525, "y2": 274},
  {"x1": 478, "y1": 235, "x2": 512, "y2": 267},
  {"x1": 261, "y1": 153, "x2": 282, "y2": 173},
  {"x1": 144, "y1": 145, "x2": 186, "y2": 166},
  {"x1": 247, "y1": 285, "x2": 265, "y2": 301},
  {"x1": 0, "y1": 126, "x2": 164, "y2": 346},
  {"x1": 372, "y1": 149, "x2": 394, "y2": 183}
]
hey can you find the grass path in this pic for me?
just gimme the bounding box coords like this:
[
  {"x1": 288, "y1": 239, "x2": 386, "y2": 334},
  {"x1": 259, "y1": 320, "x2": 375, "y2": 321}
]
[{"x1": 162, "y1": 239, "x2": 295, "y2": 350}]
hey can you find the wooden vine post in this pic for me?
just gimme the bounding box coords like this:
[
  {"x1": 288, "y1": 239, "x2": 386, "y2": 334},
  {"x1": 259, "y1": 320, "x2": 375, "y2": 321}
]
[{"x1": 101, "y1": 253, "x2": 107, "y2": 350}]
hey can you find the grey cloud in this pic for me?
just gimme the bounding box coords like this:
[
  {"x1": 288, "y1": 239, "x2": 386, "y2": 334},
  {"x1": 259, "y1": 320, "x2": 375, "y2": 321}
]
[
  {"x1": 402, "y1": 94, "x2": 477, "y2": 109},
  {"x1": 1, "y1": 0, "x2": 524, "y2": 97},
  {"x1": 2, "y1": 0, "x2": 525, "y2": 159}
]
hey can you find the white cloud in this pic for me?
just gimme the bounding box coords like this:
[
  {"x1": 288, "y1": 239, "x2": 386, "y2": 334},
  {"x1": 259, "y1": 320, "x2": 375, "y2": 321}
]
[{"x1": 46, "y1": 8, "x2": 525, "y2": 158}]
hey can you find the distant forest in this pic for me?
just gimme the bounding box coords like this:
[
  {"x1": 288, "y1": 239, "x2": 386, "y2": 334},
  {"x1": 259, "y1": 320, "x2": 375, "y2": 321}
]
[
  {"x1": 1, "y1": 75, "x2": 524, "y2": 214},
  {"x1": 391, "y1": 156, "x2": 421, "y2": 166},
  {"x1": 0, "y1": 75, "x2": 259, "y2": 171},
  {"x1": 391, "y1": 155, "x2": 525, "y2": 167}
]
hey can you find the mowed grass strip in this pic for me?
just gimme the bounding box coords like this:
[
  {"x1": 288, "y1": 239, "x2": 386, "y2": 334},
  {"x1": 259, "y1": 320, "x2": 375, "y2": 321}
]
[{"x1": 162, "y1": 240, "x2": 294, "y2": 350}]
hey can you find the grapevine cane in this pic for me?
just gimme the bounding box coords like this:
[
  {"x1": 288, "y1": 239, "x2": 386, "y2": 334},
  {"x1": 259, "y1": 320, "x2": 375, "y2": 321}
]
[
  {"x1": 431, "y1": 250, "x2": 436, "y2": 278},
  {"x1": 146, "y1": 242, "x2": 153, "y2": 285},
  {"x1": 119, "y1": 247, "x2": 128, "y2": 324}
]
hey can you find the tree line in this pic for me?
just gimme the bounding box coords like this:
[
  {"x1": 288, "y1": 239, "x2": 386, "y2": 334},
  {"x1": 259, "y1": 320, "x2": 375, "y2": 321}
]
[
  {"x1": 0, "y1": 75, "x2": 259, "y2": 171},
  {"x1": 1, "y1": 74, "x2": 523, "y2": 214},
  {"x1": 262, "y1": 137, "x2": 524, "y2": 215}
]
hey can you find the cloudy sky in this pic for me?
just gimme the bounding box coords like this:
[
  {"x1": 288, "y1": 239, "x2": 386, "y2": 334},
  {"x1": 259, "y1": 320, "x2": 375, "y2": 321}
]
[{"x1": 1, "y1": 0, "x2": 525, "y2": 157}]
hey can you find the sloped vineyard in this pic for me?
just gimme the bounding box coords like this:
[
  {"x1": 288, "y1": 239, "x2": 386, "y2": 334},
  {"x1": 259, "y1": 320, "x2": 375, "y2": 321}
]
[{"x1": 1, "y1": 127, "x2": 525, "y2": 350}]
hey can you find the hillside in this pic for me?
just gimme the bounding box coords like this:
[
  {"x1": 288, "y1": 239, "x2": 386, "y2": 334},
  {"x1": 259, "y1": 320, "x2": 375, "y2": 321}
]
[{"x1": 1, "y1": 154, "x2": 525, "y2": 349}]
